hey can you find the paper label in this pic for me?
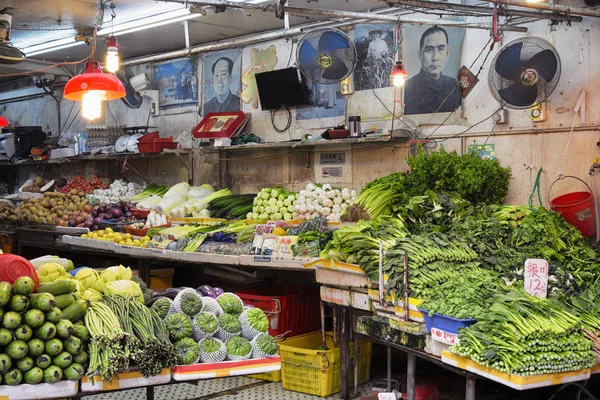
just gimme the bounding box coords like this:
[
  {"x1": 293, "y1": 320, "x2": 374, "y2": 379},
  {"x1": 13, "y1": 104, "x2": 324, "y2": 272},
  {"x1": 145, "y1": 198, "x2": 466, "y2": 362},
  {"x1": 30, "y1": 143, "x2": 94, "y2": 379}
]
[
  {"x1": 322, "y1": 167, "x2": 343, "y2": 177},
  {"x1": 378, "y1": 393, "x2": 396, "y2": 400},
  {"x1": 431, "y1": 327, "x2": 459, "y2": 345},
  {"x1": 524, "y1": 259, "x2": 549, "y2": 298}
]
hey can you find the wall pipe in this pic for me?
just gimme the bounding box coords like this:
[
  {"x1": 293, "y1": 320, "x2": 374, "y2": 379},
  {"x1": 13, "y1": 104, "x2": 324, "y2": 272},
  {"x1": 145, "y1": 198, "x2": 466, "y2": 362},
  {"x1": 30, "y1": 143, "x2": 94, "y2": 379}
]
[
  {"x1": 121, "y1": 7, "x2": 435, "y2": 67},
  {"x1": 161, "y1": 0, "x2": 528, "y2": 31},
  {"x1": 367, "y1": 0, "x2": 583, "y2": 22},
  {"x1": 426, "y1": 124, "x2": 600, "y2": 139},
  {"x1": 475, "y1": 0, "x2": 600, "y2": 18}
]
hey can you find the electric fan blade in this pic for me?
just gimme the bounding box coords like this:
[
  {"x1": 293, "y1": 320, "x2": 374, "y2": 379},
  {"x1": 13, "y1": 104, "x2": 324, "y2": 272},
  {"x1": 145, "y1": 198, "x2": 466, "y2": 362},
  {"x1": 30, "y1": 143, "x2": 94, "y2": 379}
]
[
  {"x1": 318, "y1": 30, "x2": 350, "y2": 54},
  {"x1": 0, "y1": 44, "x2": 25, "y2": 64},
  {"x1": 526, "y1": 49, "x2": 558, "y2": 82},
  {"x1": 298, "y1": 40, "x2": 321, "y2": 72},
  {"x1": 495, "y1": 42, "x2": 523, "y2": 82},
  {"x1": 498, "y1": 82, "x2": 538, "y2": 107},
  {"x1": 322, "y1": 56, "x2": 349, "y2": 80}
]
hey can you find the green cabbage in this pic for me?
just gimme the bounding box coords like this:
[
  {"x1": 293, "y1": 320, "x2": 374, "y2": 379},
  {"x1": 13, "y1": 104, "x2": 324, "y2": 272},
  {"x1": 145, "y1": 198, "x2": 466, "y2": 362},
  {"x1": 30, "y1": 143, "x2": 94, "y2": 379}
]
[
  {"x1": 74, "y1": 268, "x2": 99, "y2": 290},
  {"x1": 105, "y1": 280, "x2": 144, "y2": 303},
  {"x1": 38, "y1": 263, "x2": 68, "y2": 284},
  {"x1": 82, "y1": 289, "x2": 103, "y2": 302}
]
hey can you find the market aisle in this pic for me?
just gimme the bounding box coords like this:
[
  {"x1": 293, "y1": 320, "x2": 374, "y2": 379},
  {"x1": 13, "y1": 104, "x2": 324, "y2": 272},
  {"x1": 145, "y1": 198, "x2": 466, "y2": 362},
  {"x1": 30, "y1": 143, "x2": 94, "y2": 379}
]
[{"x1": 82, "y1": 376, "x2": 376, "y2": 400}]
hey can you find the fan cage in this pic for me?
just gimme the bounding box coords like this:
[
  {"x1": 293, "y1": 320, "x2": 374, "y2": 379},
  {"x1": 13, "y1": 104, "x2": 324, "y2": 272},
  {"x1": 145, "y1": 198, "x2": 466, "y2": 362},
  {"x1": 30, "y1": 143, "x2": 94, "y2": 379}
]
[
  {"x1": 296, "y1": 27, "x2": 357, "y2": 85},
  {"x1": 488, "y1": 37, "x2": 561, "y2": 109}
]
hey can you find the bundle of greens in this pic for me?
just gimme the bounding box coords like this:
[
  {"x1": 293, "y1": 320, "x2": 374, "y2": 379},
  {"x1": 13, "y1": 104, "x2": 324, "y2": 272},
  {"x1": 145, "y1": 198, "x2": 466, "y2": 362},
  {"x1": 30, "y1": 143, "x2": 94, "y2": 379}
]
[
  {"x1": 452, "y1": 288, "x2": 596, "y2": 376},
  {"x1": 101, "y1": 296, "x2": 177, "y2": 378},
  {"x1": 319, "y1": 217, "x2": 407, "y2": 280},
  {"x1": 406, "y1": 146, "x2": 511, "y2": 205},
  {"x1": 418, "y1": 268, "x2": 507, "y2": 319},
  {"x1": 208, "y1": 194, "x2": 256, "y2": 219}
]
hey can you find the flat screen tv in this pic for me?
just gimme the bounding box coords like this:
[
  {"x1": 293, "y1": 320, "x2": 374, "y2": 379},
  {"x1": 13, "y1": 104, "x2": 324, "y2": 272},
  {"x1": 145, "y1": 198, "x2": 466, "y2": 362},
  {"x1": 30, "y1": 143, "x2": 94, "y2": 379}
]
[{"x1": 255, "y1": 67, "x2": 308, "y2": 111}]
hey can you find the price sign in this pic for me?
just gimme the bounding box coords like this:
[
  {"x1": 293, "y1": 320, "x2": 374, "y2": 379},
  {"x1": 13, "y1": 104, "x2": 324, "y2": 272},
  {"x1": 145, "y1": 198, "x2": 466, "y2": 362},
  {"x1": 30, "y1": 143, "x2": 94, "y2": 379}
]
[
  {"x1": 378, "y1": 393, "x2": 396, "y2": 400},
  {"x1": 524, "y1": 259, "x2": 549, "y2": 298},
  {"x1": 431, "y1": 327, "x2": 459, "y2": 345}
]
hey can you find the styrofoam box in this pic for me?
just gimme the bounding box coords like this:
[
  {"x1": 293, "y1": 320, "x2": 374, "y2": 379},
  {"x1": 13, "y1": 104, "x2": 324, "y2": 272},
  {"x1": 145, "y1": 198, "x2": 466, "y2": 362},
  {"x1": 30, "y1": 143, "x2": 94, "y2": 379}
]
[
  {"x1": 0, "y1": 380, "x2": 79, "y2": 399},
  {"x1": 172, "y1": 357, "x2": 281, "y2": 381},
  {"x1": 81, "y1": 368, "x2": 171, "y2": 392}
]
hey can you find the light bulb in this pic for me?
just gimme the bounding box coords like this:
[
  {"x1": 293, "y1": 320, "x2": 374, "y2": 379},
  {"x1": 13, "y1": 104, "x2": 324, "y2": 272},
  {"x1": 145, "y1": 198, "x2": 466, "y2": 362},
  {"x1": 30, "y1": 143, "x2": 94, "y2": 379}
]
[
  {"x1": 82, "y1": 92, "x2": 102, "y2": 120},
  {"x1": 393, "y1": 75, "x2": 406, "y2": 87},
  {"x1": 106, "y1": 52, "x2": 119, "y2": 73}
]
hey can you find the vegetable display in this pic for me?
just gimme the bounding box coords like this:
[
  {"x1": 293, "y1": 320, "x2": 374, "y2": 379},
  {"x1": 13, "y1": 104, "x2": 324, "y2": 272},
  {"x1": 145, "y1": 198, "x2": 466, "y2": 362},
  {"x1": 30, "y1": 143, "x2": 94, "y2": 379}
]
[
  {"x1": 0, "y1": 280, "x2": 88, "y2": 386},
  {"x1": 293, "y1": 183, "x2": 357, "y2": 222},
  {"x1": 249, "y1": 187, "x2": 297, "y2": 221}
]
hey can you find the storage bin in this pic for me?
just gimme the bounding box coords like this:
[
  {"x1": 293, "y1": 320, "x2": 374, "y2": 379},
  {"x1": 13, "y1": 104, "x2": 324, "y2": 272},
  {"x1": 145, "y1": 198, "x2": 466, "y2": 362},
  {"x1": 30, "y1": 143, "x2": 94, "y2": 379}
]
[
  {"x1": 236, "y1": 285, "x2": 320, "y2": 337},
  {"x1": 248, "y1": 369, "x2": 282, "y2": 382},
  {"x1": 420, "y1": 309, "x2": 476, "y2": 334},
  {"x1": 279, "y1": 331, "x2": 372, "y2": 397}
]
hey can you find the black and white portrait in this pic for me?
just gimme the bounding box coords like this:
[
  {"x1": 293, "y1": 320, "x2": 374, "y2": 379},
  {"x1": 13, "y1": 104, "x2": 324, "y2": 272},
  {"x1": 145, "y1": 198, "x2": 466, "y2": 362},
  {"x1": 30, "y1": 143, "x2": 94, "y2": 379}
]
[
  {"x1": 353, "y1": 24, "x2": 396, "y2": 91},
  {"x1": 403, "y1": 25, "x2": 465, "y2": 116},
  {"x1": 203, "y1": 49, "x2": 242, "y2": 114}
]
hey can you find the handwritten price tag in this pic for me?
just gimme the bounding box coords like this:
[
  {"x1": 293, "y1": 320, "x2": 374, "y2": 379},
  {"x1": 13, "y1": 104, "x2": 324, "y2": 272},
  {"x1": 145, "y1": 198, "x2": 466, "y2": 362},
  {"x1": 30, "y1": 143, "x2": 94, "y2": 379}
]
[
  {"x1": 431, "y1": 327, "x2": 459, "y2": 345},
  {"x1": 524, "y1": 259, "x2": 549, "y2": 299},
  {"x1": 378, "y1": 393, "x2": 397, "y2": 400}
]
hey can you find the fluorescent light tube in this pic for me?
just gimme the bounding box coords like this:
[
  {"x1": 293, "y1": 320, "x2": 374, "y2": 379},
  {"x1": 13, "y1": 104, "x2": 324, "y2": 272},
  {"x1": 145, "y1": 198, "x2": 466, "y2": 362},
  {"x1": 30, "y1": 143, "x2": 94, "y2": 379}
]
[
  {"x1": 24, "y1": 39, "x2": 84, "y2": 57},
  {"x1": 97, "y1": 8, "x2": 200, "y2": 36}
]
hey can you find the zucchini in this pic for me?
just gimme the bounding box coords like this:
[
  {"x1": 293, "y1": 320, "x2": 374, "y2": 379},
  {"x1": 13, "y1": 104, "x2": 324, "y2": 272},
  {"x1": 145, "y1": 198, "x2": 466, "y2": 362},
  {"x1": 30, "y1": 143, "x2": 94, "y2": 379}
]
[
  {"x1": 54, "y1": 294, "x2": 76, "y2": 310},
  {"x1": 60, "y1": 300, "x2": 89, "y2": 322},
  {"x1": 29, "y1": 293, "x2": 57, "y2": 311},
  {"x1": 37, "y1": 280, "x2": 76, "y2": 296}
]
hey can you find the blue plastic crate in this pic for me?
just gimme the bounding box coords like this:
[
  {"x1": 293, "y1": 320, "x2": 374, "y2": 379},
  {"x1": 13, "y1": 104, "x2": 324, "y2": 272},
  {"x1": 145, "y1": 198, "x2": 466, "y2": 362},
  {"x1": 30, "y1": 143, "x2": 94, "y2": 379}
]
[{"x1": 419, "y1": 309, "x2": 476, "y2": 334}]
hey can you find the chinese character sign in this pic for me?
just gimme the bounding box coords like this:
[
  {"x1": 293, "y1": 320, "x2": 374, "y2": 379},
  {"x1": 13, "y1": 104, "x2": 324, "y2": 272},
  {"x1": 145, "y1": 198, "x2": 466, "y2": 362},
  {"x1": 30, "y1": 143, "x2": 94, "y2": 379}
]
[{"x1": 524, "y1": 259, "x2": 549, "y2": 299}]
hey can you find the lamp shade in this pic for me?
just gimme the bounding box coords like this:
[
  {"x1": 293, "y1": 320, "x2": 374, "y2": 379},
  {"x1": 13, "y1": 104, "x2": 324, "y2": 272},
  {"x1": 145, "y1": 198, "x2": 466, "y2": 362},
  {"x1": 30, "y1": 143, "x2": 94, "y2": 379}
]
[
  {"x1": 64, "y1": 61, "x2": 126, "y2": 101},
  {"x1": 391, "y1": 61, "x2": 408, "y2": 87},
  {"x1": 0, "y1": 116, "x2": 8, "y2": 127}
]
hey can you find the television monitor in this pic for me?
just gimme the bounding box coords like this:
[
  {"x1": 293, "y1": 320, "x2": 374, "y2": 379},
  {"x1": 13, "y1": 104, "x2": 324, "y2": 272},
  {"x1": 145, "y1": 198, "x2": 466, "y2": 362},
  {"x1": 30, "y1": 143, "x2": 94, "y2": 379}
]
[{"x1": 254, "y1": 67, "x2": 308, "y2": 111}]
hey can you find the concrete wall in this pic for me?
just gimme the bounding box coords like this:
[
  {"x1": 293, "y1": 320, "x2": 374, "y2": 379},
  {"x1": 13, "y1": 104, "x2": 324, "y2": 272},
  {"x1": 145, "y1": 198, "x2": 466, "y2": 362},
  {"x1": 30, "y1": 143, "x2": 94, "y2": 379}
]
[{"x1": 2, "y1": 16, "x2": 599, "y2": 205}]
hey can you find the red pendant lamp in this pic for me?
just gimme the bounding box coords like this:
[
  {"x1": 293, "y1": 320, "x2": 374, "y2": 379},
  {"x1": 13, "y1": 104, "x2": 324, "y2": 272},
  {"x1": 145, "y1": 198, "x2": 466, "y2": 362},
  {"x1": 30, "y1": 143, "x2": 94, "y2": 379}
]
[
  {"x1": 64, "y1": 61, "x2": 126, "y2": 120},
  {"x1": 0, "y1": 116, "x2": 8, "y2": 127}
]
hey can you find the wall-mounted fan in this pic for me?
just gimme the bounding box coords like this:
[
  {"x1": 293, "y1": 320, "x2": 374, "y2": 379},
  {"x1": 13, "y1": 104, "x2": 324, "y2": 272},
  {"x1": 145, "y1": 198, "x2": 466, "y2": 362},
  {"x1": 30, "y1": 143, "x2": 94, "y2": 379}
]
[
  {"x1": 489, "y1": 37, "x2": 561, "y2": 109},
  {"x1": 296, "y1": 28, "x2": 356, "y2": 85},
  {"x1": 116, "y1": 68, "x2": 146, "y2": 109},
  {"x1": 0, "y1": 14, "x2": 25, "y2": 64}
]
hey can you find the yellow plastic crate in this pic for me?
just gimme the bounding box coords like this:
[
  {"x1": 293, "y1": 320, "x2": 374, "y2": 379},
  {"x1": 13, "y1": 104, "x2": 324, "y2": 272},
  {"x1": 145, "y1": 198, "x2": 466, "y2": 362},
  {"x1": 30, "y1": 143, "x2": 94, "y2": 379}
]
[
  {"x1": 248, "y1": 369, "x2": 282, "y2": 382},
  {"x1": 279, "y1": 331, "x2": 372, "y2": 397}
]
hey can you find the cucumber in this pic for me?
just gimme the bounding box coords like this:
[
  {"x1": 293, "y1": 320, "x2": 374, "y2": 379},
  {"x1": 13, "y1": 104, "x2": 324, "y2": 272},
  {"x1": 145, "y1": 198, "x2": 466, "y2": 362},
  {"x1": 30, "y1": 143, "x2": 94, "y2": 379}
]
[
  {"x1": 36, "y1": 280, "x2": 76, "y2": 296},
  {"x1": 0, "y1": 282, "x2": 12, "y2": 306},
  {"x1": 29, "y1": 293, "x2": 57, "y2": 311},
  {"x1": 60, "y1": 300, "x2": 89, "y2": 322},
  {"x1": 54, "y1": 294, "x2": 76, "y2": 310}
]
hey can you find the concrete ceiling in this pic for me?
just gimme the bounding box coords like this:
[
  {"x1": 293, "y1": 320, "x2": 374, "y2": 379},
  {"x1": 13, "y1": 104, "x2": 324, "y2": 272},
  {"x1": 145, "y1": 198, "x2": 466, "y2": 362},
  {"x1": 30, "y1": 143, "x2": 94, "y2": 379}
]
[{"x1": 1, "y1": 0, "x2": 387, "y2": 80}]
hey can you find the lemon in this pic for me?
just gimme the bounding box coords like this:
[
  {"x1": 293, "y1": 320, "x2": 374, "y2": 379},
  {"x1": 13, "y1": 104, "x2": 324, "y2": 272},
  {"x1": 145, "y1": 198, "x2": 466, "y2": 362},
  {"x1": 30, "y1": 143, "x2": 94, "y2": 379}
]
[
  {"x1": 141, "y1": 236, "x2": 150, "y2": 242},
  {"x1": 107, "y1": 232, "x2": 115, "y2": 239},
  {"x1": 119, "y1": 240, "x2": 125, "y2": 245},
  {"x1": 114, "y1": 234, "x2": 124, "y2": 242},
  {"x1": 133, "y1": 239, "x2": 141, "y2": 245},
  {"x1": 92, "y1": 233, "x2": 99, "y2": 239},
  {"x1": 81, "y1": 234, "x2": 88, "y2": 238},
  {"x1": 97, "y1": 230, "x2": 105, "y2": 236},
  {"x1": 124, "y1": 233, "x2": 132, "y2": 240},
  {"x1": 105, "y1": 227, "x2": 114, "y2": 233}
]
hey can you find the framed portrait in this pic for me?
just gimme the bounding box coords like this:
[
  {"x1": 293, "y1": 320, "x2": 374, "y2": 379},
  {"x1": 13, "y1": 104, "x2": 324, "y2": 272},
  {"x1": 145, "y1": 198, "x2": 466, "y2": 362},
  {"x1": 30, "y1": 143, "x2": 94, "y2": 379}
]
[
  {"x1": 154, "y1": 57, "x2": 199, "y2": 110},
  {"x1": 402, "y1": 25, "x2": 465, "y2": 117},
  {"x1": 202, "y1": 49, "x2": 242, "y2": 115},
  {"x1": 353, "y1": 23, "x2": 397, "y2": 91}
]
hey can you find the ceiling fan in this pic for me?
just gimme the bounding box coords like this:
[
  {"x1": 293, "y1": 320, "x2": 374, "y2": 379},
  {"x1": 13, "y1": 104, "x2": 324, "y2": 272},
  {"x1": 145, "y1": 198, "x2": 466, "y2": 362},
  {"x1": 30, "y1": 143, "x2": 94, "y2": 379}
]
[{"x1": 0, "y1": 13, "x2": 25, "y2": 64}]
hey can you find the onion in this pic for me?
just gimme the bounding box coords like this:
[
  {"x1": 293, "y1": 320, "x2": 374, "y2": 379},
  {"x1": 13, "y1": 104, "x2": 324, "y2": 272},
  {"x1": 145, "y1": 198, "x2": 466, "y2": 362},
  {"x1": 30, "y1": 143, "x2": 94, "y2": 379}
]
[
  {"x1": 76, "y1": 215, "x2": 86, "y2": 224},
  {"x1": 112, "y1": 209, "x2": 123, "y2": 218},
  {"x1": 93, "y1": 217, "x2": 103, "y2": 225},
  {"x1": 97, "y1": 206, "x2": 106, "y2": 213},
  {"x1": 84, "y1": 219, "x2": 94, "y2": 228},
  {"x1": 125, "y1": 211, "x2": 133, "y2": 218},
  {"x1": 56, "y1": 219, "x2": 66, "y2": 226},
  {"x1": 83, "y1": 204, "x2": 93, "y2": 213},
  {"x1": 91, "y1": 210, "x2": 98, "y2": 218},
  {"x1": 68, "y1": 219, "x2": 78, "y2": 227}
]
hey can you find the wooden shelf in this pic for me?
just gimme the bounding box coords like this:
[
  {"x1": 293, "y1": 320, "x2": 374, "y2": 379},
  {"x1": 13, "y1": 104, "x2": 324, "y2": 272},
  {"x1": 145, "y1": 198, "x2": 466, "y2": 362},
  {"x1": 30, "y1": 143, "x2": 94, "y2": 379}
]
[
  {"x1": 0, "y1": 149, "x2": 191, "y2": 166},
  {"x1": 200, "y1": 134, "x2": 409, "y2": 152}
]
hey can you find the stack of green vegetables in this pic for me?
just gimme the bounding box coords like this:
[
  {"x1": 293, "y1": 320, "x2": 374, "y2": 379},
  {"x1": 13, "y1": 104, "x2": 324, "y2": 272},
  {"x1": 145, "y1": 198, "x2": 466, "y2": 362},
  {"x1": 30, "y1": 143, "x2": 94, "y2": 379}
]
[
  {"x1": 156, "y1": 289, "x2": 278, "y2": 365},
  {"x1": 208, "y1": 194, "x2": 255, "y2": 220},
  {"x1": 451, "y1": 288, "x2": 596, "y2": 376},
  {"x1": 0, "y1": 277, "x2": 89, "y2": 386},
  {"x1": 319, "y1": 216, "x2": 407, "y2": 277},
  {"x1": 249, "y1": 187, "x2": 297, "y2": 221}
]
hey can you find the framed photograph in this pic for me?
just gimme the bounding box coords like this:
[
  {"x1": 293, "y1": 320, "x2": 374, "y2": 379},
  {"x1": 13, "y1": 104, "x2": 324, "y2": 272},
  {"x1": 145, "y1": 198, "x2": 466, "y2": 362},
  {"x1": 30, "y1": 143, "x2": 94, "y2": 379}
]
[
  {"x1": 203, "y1": 49, "x2": 242, "y2": 115},
  {"x1": 154, "y1": 57, "x2": 199, "y2": 110},
  {"x1": 192, "y1": 112, "x2": 249, "y2": 139}
]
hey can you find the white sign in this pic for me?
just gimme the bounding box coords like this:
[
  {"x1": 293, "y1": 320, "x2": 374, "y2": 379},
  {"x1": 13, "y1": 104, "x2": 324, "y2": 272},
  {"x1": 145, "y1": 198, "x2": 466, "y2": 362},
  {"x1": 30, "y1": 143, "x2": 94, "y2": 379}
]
[
  {"x1": 378, "y1": 393, "x2": 396, "y2": 400},
  {"x1": 524, "y1": 259, "x2": 549, "y2": 299},
  {"x1": 431, "y1": 327, "x2": 459, "y2": 345}
]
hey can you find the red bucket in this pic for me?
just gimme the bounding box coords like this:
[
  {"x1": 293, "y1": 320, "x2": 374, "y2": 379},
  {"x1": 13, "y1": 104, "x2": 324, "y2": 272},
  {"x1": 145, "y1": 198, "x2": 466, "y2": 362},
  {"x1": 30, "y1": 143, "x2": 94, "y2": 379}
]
[{"x1": 549, "y1": 176, "x2": 596, "y2": 237}]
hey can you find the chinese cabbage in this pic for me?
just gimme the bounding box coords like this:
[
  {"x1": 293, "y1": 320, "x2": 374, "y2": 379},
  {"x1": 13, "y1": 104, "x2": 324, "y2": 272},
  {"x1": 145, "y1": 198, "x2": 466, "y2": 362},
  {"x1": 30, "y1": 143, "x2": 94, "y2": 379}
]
[{"x1": 157, "y1": 194, "x2": 186, "y2": 214}]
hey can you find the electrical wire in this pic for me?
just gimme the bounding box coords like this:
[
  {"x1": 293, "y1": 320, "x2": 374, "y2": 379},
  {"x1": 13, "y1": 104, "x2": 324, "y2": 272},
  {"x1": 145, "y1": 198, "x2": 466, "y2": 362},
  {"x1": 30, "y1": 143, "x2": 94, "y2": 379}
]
[
  {"x1": 271, "y1": 107, "x2": 292, "y2": 133},
  {"x1": 547, "y1": 381, "x2": 599, "y2": 400},
  {"x1": 431, "y1": 107, "x2": 501, "y2": 144}
]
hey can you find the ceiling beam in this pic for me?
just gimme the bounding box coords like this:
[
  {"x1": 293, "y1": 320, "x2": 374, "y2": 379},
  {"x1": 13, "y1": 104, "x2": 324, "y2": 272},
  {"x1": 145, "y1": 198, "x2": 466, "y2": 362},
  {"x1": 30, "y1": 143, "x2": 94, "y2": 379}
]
[
  {"x1": 477, "y1": 0, "x2": 600, "y2": 18},
  {"x1": 161, "y1": 0, "x2": 527, "y2": 31},
  {"x1": 366, "y1": 0, "x2": 582, "y2": 23}
]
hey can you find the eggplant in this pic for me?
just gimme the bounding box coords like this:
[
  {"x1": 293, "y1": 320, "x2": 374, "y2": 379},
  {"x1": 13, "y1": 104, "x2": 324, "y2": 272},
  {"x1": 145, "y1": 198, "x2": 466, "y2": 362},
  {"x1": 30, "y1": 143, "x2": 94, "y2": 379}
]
[
  {"x1": 213, "y1": 287, "x2": 224, "y2": 297},
  {"x1": 197, "y1": 285, "x2": 216, "y2": 298}
]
